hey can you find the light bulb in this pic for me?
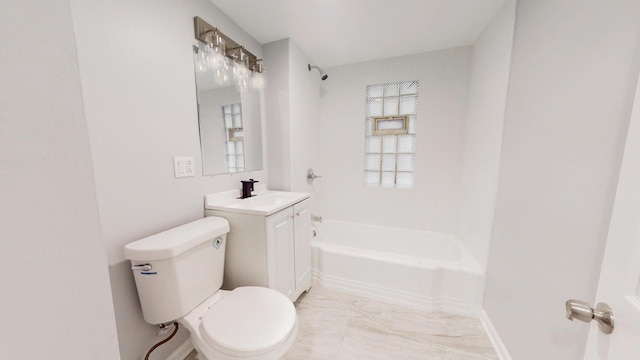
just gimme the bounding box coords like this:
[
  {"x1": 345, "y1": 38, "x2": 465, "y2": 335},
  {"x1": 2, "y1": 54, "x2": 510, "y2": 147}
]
[
  {"x1": 233, "y1": 62, "x2": 249, "y2": 91},
  {"x1": 195, "y1": 49, "x2": 210, "y2": 72},
  {"x1": 251, "y1": 72, "x2": 265, "y2": 91}
]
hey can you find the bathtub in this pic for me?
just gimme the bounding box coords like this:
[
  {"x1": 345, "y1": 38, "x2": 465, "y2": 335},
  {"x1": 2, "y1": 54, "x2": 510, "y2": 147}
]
[{"x1": 311, "y1": 220, "x2": 485, "y2": 317}]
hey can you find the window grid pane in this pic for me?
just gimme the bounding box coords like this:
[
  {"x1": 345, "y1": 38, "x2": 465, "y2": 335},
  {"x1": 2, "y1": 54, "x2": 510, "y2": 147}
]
[
  {"x1": 365, "y1": 154, "x2": 381, "y2": 171},
  {"x1": 397, "y1": 154, "x2": 414, "y2": 171},
  {"x1": 400, "y1": 81, "x2": 419, "y2": 95},
  {"x1": 408, "y1": 115, "x2": 417, "y2": 134},
  {"x1": 367, "y1": 84, "x2": 384, "y2": 98},
  {"x1": 222, "y1": 103, "x2": 246, "y2": 173},
  {"x1": 384, "y1": 83, "x2": 399, "y2": 97},
  {"x1": 400, "y1": 95, "x2": 418, "y2": 115},
  {"x1": 398, "y1": 135, "x2": 416, "y2": 153},
  {"x1": 382, "y1": 135, "x2": 397, "y2": 153},
  {"x1": 366, "y1": 136, "x2": 382, "y2": 153},
  {"x1": 381, "y1": 172, "x2": 396, "y2": 187},
  {"x1": 383, "y1": 97, "x2": 399, "y2": 116},
  {"x1": 366, "y1": 99, "x2": 383, "y2": 117},
  {"x1": 396, "y1": 172, "x2": 414, "y2": 188},
  {"x1": 364, "y1": 81, "x2": 419, "y2": 188},
  {"x1": 365, "y1": 118, "x2": 374, "y2": 136},
  {"x1": 365, "y1": 171, "x2": 381, "y2": 186}
]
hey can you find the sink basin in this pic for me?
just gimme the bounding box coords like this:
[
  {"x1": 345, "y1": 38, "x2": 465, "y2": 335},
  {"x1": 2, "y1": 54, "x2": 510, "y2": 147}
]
[{"x1": 205, "y1": 190, "x2": 310, "y2": 216}]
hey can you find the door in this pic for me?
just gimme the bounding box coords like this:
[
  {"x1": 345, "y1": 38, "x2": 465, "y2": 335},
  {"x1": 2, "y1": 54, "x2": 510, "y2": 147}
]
[{"x1": 583, "y1": 74, "x2": 640, "y2": 358}]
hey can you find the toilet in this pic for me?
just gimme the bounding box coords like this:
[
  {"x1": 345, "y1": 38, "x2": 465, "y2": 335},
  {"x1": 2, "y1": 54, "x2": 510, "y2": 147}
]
[{"x1": 124, "y1": 217, "x2": 298, "y2": 360}]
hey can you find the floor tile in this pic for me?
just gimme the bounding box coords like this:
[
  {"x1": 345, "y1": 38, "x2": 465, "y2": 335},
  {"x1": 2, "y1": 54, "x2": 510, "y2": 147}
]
[
  {"x1": 186, "y1": 285, "x2": 499, "y2": 360},
  {"x1": 291, "y1": 285, "x2": 498, "y2": 360},
  {"x1": 338, "y1": 320, "x2": 448, "y2": 360}
]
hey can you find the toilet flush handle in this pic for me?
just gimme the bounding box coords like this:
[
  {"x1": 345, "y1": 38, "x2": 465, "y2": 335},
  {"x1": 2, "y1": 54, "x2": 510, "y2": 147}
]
[{"x1": 131, "y1": 264, "x2": 152, "y2": 271}]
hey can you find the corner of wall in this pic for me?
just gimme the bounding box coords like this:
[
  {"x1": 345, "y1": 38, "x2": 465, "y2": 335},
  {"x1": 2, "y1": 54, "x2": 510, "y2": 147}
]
[
  {"x1": 480, "y1": 310, "x2": 513, "y2": 360},
  {"x1": 457, "y1": 0, "x2": 516, "y2": 271},
  {"x1": 264, "y1": 39, "x2": 293, "y2": 191}
]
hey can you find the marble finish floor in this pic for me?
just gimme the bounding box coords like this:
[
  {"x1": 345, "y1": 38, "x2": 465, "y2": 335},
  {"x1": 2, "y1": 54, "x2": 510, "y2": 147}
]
[{"x1": 185, "y1": 285, "x2": 498, "y2": 360}]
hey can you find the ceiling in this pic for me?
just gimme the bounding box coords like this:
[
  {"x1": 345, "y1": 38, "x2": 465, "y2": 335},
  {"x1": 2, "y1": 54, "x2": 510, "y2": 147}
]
[{"x1": 209, "y1": 0, "x2": 506, "y2": 68}]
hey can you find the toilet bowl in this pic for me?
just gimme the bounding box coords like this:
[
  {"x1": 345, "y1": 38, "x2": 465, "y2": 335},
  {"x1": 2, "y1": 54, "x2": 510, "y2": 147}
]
[
  {"x1": 124, "y1": 217, "x2": 298, "y2": 359},
  {"x1": 180, "y1": 287, "x2": 298, "y2": 360}
]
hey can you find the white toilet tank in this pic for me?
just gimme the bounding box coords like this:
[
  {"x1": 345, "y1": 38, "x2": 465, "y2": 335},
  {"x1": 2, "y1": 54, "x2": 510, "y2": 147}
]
[{"x1": 124, "y1": 217, "x2": 230, "y2": 325}]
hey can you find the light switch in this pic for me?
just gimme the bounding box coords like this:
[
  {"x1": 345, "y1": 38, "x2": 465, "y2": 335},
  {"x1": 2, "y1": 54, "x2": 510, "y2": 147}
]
[{"x1": 174, "y1": 156, "x2": 195, "y2": 178}]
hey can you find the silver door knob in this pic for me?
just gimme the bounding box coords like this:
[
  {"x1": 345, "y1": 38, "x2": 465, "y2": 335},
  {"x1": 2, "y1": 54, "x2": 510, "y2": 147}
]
[{"x1": 565, "y1": 299, "x2": 614, "y2": 334}]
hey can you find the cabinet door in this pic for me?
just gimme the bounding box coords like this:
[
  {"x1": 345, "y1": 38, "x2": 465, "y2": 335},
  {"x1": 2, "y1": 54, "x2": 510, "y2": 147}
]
[
  {"x1": 265, "y1": 208, "x2": 296, "y2": 299},
  {"x1": 293, "y1": 199, "x2": 312, "y2": 291}
]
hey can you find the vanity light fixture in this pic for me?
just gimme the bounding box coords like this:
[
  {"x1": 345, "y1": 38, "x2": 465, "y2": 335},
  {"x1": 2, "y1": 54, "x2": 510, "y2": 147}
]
[{"x1": 194, "y1": 16, "x2": 264, "y2": 91}]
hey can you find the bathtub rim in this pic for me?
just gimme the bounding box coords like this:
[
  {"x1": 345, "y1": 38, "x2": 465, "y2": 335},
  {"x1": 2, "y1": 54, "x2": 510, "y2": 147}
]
[
  {"x1": 310, "y1": 219, "x2": 485, "y2": 317},
  {"x1": 311, "y1": 219, "x2": 484, "y2": 273}
]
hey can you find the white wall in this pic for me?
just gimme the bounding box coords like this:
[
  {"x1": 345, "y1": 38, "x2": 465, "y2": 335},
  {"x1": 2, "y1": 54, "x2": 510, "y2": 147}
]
[
  {"x1": 264, "y1": 39, "x2": 322, "y2": 197},
  {"x1": 458, "y1": 0, "x2": 516, "y2": 270},
  {"x1": 484, "y1": 0, "x2": 640, "y2": 359},
  {"x1": 290, "y1": 41, "x2": 322, "y2": 195},
  {"x1": 264, "y1": 39, "x2": 293, "y2": 191},
  {"x1": 70, "y1": 0, "x2": 267, "y2": 358},
  {"x1": 317, "y1": 48, "x2": 471, "y2": 232},
  {"x1": 0, "y1": 1, "x2": 120, "y2": 358},
  {"x1": 241, "y1": 89, "x2": 265, "y2": 173}
]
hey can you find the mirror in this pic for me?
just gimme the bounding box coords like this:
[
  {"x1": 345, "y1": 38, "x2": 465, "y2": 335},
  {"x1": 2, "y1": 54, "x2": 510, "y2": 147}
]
[{"x1": 194, "y1": 48, "x2": 263, "y2": 175}]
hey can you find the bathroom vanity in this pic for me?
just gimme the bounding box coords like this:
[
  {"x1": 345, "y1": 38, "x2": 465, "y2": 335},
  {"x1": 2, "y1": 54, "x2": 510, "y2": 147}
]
[{"x1": 205, "y1": 189, "x2": 312, "y2": 302}]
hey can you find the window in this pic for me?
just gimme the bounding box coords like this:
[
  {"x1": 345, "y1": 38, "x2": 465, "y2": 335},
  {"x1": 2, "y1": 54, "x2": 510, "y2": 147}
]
[
  {"x1": 364, "y1": 81, "x2": 418, "y2": 188},
  {"x1": 222, "y1": 103, "x2": 245, "y2": 173},
  {"x1": 373, "y1": 115, "x2": 409, "y2": 136}
]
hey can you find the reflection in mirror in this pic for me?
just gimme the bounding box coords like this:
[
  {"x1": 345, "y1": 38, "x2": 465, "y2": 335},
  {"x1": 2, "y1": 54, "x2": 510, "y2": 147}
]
[
  {"x1": 222, "y1": 103, "x2": 245, "y2": 172},
  {"x1": 194, "y1": 47, "x2": 263, "y2": 175}
]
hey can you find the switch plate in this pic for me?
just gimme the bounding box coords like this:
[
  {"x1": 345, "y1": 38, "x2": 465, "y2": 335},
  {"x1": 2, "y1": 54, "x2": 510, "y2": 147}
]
[{"x1": 173, "y1": 156, "x2": 195, "y2": 178}]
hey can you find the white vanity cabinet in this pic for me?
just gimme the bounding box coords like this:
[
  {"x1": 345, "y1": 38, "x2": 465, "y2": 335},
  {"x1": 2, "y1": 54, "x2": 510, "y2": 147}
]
[
  {"x1": 205, "y1": 197, "x2": 312, "y2": 302},
  {"x1": 265, "y1": 199, "x2": 312, "y2": 299}
]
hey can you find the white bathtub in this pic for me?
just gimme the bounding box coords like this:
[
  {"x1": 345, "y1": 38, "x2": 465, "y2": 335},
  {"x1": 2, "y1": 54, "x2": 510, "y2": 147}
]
[{"x1": 311, "y1": 220, "x2": 485, "y2": 317}]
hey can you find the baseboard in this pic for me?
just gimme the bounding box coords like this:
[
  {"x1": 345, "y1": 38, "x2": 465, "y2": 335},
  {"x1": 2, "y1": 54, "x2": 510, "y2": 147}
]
[
  {"x1": 313, "y1": 269, "x2": 481, "y2": 317},
  {"x1": 480, "y1": 310, "x2": 512, "y2": 360},
  {"x1": 166, "y1": 338, "x2": 194, "y2": 360}
]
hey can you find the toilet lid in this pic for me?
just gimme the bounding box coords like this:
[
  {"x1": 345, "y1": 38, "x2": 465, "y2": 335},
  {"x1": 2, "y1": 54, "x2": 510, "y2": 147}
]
[{"x1": 201, "y1": 287, "x2": 297, "y2": 357}]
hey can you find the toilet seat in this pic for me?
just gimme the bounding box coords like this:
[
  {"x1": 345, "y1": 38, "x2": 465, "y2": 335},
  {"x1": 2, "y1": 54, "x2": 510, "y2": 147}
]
[{"x1": 200, "y1": 287, "x2": 297, "y2": 358}]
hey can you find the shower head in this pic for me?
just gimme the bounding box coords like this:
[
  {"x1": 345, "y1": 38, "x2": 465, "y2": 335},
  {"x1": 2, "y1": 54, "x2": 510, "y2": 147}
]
[{"x1": 308, "y1": 64, "x2": 328, "y2": 81}]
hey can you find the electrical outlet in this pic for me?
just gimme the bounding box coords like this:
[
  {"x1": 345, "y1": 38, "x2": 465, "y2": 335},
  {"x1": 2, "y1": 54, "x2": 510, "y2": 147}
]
[
  {"x1": 184, "y1": 158, "x2": 194, "y2": 176},
  {"x1": 174, "y1": 156, "x2": 195, "y2": 178}
]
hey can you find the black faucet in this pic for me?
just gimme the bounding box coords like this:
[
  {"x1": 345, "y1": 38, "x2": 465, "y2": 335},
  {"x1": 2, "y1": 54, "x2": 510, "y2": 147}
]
[{"x1": 240, "y1": 179, "x2": 259, "y2": 199}]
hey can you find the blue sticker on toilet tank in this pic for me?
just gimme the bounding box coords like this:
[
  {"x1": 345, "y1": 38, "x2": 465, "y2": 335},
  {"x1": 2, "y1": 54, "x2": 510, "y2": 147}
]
[
  {"x1": 213, "y1": 237, "x2": 222, "y2": 249},
  {"x1": 141, "y1": 272, "x2": 157, "y2": 275}
]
